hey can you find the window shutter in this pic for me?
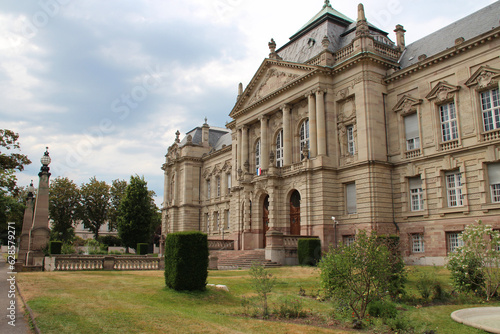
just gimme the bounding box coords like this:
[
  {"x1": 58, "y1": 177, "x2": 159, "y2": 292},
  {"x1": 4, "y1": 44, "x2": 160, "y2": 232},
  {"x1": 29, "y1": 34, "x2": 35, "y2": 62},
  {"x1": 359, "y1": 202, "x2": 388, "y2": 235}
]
[
  {"x1": 488, "y1": 163, "x2": 500, "y2": 185},
  {"x1": 409, "y1": 176, "x2": 422, "y2": 190},
  {"x1": 346, "y1": 183, "x2": 356, "y2": 214},
  {"x1": 404, "y1": 113, "x2": 419, "y2": 139}
]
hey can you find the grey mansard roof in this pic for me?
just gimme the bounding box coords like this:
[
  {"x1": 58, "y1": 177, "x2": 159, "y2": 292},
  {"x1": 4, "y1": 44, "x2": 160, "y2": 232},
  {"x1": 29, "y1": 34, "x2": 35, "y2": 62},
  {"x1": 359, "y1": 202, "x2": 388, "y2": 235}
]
[
  {"x1": 400, "y1": 2, "x2": 500, "y2": 68},
  {"x1": 179, "y1": 125, "x2": 231, "y2": 150}
]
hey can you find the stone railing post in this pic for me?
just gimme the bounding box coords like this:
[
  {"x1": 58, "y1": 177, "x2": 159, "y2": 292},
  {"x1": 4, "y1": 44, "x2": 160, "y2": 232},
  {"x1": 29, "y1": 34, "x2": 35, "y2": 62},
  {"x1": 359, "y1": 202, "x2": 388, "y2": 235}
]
[
  {"x1": 103, "y1": 256, "x2": 115, "y2": 270},
  {"x1": 264, "y1": 230, "x2": 285, "y2": 265}
]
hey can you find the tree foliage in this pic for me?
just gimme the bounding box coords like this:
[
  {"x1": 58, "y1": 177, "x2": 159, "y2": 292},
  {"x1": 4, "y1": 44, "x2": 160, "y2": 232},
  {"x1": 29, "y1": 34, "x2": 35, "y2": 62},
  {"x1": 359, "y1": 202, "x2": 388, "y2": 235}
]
[
  {"x1": 49, "y1": 177, "x2": 80, "y2": 242},
  {"x1": 108, "y1": 179, "x2": 127, "y2": 231},
  {"x1": 318, "y1": 231, "x2": 393, "y2": 320},
  {"x1": 0, "y1": 129, "x2": 31, "y2": 244},
  {"x1": 79, "y1": 177, "x2": 110, "y2": 239},
  {"x1": 447, "y1": 220, "x2": 500, "y2": 300},
  {"x1": 117, "y1": 175, "x2": 156, "y2": 250}
]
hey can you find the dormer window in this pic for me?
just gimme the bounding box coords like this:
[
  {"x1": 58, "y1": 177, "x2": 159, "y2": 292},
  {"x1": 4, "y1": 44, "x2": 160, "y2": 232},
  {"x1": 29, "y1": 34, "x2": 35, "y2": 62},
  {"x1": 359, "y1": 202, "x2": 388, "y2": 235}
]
[{"x1": 307, "y1": 38, "x2": 316, "y2": 47}]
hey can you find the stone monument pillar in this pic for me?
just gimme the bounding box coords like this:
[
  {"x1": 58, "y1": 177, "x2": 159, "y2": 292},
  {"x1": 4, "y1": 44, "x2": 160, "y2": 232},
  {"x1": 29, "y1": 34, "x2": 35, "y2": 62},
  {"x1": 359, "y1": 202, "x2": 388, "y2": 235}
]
[
  {"x1": 27, "y1": 148, "x2": 51, "y2": 267},
  {"x1": 17, "y1": 181, "x2": 35, "y2": 267}
]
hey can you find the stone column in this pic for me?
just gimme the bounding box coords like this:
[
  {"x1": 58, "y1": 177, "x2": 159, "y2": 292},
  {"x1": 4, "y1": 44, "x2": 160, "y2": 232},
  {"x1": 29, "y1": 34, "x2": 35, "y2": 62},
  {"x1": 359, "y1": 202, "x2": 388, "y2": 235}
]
[
  {"x1": 307, "y1": 92, "x2": 317, "y2": 157},
  {"x1": 242, "y1": 125, "x2": 249, "y2": 172},
  {"x1": 27, "y1": 149, "x2": 51, "y2": 267},
  {"x1": 281, "y1": 104, "x2": 292, "y2": 166},
  {"x1": 316, "y1": 89, "x2": 327, "y2": 156},
  {"x1": 260, "y1": 116, "x2": 269, "y2": 169},
  {"x1": 17, "y1": 182, "x2": 35, "y2": 266}
]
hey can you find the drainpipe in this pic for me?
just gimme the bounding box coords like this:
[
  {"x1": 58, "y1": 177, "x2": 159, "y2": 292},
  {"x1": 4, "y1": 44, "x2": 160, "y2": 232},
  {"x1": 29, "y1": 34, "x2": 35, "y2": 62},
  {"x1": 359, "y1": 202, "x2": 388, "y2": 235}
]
[{"x1": 383, "y1": 93, "x2": 399, "y2": 234}]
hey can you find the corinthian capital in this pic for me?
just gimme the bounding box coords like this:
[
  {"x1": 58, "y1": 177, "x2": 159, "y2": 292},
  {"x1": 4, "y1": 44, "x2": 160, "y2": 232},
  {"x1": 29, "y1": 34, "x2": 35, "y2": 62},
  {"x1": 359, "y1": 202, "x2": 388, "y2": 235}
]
[{"x1": 280, "y1": 103, "x2": 291, "y2": 111}]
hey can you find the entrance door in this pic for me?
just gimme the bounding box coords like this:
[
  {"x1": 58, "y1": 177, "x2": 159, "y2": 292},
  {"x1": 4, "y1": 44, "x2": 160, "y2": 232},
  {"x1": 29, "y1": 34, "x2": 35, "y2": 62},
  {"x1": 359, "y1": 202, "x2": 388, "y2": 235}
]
[
  {"x1": 290, "y1": 190, "x2": 301, "y2": 235},
  {"x1": 263, "y1": 195, "x2": 269, "y2": 247}
]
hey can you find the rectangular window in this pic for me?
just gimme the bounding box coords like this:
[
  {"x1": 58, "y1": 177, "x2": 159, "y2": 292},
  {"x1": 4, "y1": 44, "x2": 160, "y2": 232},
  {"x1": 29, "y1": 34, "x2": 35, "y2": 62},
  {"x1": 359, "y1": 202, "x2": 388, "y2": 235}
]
[
  {"x1": 440, "y1": 102, "x2": 458, "y2": 142},
  {"x1": 343, "y1": 235, "x2": 355, "y2": 246},
  {"x1": 409, "y1": 176, "x2": 423, "y2": 211},
  {"x1": 446, "y1": 171, "x2": 463, "y2": 207},
  {"x1": 227, "y1": 173, "x2": 231, "y2": 193},
  {"x1": 276, "y1": 130, "x2": 284, "y2": 167},
  {"x1": 447, "y1": 232, "x2": 463, "y2": 253},
  {"x1": 255, "y1": 140, "x2": 261, "y2": 173},
  {"x1": 206, "y1": 179, "x2": 211, "y2": 199},
  {"x1": 488, "y1": 163, "x2": 500, "y2": 203},
  {"x1": 215, "y1": 212, "x2": 220, "y2": 230},
  {"x1": 216, "y1": 176, "x2": 221, "y2": 197},
  {"x1": 404, "y1": 113, "x2": 420, "y2": 150},
  {"x1": 225, "y1": 210, "x2": 230, "y2": 230},
  {"x1": 347, "y1": 126, "x2": 355, "y2": 155},
  {"x1": 346, "y1": 183, "x2": 357, "y2": 214},
  {"x1": 481, "y1": 88, "x2": 500, "y2": 132},
  {"x1": 411, "y1": 233, "x2": 425, "y2": 253},
  {"x1": 205, "y1": 213, "x2": 210, "y2": 233}
]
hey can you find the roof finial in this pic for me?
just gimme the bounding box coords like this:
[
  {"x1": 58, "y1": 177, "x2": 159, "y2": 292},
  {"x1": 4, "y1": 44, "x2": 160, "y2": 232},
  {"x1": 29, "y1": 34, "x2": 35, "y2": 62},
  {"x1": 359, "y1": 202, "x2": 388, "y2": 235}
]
[
  {"x1": 323, "y1": 0, "x2": 332, "y2": 8},
  {"x1": 204, "y1": 117, "x2": 208, "y2": 125}
]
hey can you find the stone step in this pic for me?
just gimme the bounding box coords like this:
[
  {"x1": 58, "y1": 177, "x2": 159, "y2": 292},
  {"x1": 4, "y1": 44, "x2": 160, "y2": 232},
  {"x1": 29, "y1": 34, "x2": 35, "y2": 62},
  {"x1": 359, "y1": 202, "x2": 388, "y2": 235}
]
[{"x1": 212, "y1": 250, "x2": 280, "y2": 270}]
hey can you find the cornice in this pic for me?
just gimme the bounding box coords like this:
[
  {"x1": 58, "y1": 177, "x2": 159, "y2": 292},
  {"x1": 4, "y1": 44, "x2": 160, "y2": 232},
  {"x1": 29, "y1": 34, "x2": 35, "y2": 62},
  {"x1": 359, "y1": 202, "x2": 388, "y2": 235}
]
[
  {"x1": 385, "y1": 27, "x2": 500, "y2": 84},
  {"x1": 201, "y1": 145, "x2": 232, "y2": 161}
]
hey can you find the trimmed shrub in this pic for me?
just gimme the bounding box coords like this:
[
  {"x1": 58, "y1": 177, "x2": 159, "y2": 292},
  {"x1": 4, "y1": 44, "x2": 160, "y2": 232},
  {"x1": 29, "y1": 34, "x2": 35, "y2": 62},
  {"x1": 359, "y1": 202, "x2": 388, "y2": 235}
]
[
  {"x1": 164, "y1": 231, "x2": 208, "y2": 291},
  {"x1": 99, "y1": 235, "x2": 123, "y2": 247},
  {"x1": 298, "y1": 238, "x2": 321, "y2": 266},
  {"x1": 49, "y1": 241, "x2": 63, "y2": 255},
  {"x1": 137, "y1": 243, "x2": 148, "y2": 255}
]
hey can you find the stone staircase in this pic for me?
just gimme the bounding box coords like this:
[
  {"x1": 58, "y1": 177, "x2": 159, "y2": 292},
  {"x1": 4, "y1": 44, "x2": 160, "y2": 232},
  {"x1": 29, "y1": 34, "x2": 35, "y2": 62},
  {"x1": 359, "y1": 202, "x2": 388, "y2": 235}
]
[{"x1": 213, "y1": 249, "x2": 281, "y2": 270}]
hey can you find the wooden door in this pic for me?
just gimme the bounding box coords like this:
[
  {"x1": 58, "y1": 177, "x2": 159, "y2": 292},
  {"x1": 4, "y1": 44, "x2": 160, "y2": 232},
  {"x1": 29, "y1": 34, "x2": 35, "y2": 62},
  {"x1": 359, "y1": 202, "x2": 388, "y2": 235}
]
[
  {"x1": 290, "y1": 191, "x2": 301, "y2": 235},
  {"x1": 263, "y1": 196, "x2": 269, "y2": 247}
]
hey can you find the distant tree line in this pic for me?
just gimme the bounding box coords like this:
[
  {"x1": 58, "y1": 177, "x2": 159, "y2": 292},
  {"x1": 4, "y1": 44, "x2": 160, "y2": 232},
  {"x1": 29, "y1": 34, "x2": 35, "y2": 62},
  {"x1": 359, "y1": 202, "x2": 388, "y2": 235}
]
[{"x1": 49, "y1": 175, "x2": 161, "y2": 252}]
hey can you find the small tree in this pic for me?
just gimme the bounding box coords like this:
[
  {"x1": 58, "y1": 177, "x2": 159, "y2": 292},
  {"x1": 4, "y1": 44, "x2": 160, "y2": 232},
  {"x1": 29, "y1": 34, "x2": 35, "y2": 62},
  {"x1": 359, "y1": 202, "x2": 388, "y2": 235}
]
[
  {"x1": 249, "y1": 263, "x2": 276, "y2": 318},
  {"x1": 117, "y1": 175, "x2": 156, "y2": 252},
  {"x1": 447, "y1": 220, "x2": 500, "y2": 300},
  {"x1": 319, "y1": 230, "x2": 393, "y2": 321}
]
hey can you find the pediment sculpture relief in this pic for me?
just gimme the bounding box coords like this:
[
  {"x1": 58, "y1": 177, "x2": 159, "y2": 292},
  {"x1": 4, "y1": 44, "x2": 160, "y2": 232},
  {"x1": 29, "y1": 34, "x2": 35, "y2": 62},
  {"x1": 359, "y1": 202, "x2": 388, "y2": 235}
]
[{"x1": 248, "y1": 68, "x2": 300, "y2": 105}]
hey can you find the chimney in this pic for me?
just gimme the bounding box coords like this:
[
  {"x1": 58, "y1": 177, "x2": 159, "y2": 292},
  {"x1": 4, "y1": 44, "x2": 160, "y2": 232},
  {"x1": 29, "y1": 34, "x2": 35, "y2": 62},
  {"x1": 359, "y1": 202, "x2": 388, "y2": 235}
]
[{"x1": 394, "y1": 24, "x2": 406, "y2": 50}]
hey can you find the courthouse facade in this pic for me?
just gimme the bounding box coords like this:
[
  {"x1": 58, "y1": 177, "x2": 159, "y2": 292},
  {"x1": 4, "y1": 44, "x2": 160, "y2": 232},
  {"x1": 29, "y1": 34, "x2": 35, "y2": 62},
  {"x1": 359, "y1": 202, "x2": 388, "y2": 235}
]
[{"x1": 162, "y1": 1, "x2": 500, "y2": 264}]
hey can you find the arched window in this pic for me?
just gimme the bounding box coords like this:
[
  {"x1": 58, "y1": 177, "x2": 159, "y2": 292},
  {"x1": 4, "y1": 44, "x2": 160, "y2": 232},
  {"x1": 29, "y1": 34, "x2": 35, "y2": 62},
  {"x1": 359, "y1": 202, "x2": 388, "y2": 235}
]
[
  {"x1": 300, "y1": 119, "x2": 309, "y2": 160},
  {"x1": 255, "y1": 139, "x2": 261, "y2": 174},
  {"x1": 276, "y1": 130, "x2": 284, "y2": 167}
]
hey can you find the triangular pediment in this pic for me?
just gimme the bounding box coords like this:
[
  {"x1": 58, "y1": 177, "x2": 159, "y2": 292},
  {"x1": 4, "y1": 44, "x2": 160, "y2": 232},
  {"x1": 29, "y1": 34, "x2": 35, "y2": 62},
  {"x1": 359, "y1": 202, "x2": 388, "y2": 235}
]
[
  {"x1": 392, "y1": 95, "x2": 423, "y2": 114},
  {"x1": 230, "y1": 59, "x2": 317, "y2": 117},
  {"x1": 465, "y1": 66, "x2": 500, "y2": 88},
  {"x1": 426, "y1": 81, "x2": 461, "y2": 102}
]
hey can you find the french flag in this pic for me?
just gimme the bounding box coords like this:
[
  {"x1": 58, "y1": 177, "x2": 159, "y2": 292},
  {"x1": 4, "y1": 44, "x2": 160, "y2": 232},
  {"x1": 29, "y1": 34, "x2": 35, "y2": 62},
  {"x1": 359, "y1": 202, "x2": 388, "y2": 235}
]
[{"x1": 256, "y1": 168, "x2": 262, "y2": 176}]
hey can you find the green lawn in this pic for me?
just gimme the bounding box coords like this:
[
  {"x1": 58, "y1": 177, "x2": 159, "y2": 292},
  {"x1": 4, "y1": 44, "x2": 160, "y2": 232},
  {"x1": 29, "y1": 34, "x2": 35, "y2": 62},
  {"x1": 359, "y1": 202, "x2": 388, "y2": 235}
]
[{"x1": 17, "y1": 266, "x2": 497, "y2": 333}]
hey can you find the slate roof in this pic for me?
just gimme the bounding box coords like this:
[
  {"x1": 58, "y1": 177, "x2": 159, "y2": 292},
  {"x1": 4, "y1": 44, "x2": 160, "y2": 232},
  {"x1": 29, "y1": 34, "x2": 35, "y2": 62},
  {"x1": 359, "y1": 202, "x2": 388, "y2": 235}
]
[
  {"x1": 276, "y1": 2, "x2": 395, "y2": 64},
  {"x1": 179, "y1": 125, "x2": 231, "y2": 151},
  {"x1": 400, "y1": 2, "x2": 500, "y2": 68}
]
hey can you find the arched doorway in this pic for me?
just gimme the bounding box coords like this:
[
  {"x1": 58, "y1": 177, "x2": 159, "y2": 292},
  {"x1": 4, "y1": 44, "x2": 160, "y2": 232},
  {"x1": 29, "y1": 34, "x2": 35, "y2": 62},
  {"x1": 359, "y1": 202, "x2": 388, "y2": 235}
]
[
  {"x1": 262, "y1": 195, "x2": 269, "y2": 247},
  {"x1": 290, "y1": 190, "x2": 301, "y2": 235}
]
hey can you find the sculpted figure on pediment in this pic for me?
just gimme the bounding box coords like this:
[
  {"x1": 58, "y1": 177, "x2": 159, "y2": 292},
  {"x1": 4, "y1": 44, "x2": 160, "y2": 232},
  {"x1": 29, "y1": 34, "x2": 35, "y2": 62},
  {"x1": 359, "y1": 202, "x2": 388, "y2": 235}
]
[
  {"x1": 248, "y1": 68, "x2": 300, "y2": 104},
  {"x1": 477, "y1": 71, "x2": 494, "y2": 88}
]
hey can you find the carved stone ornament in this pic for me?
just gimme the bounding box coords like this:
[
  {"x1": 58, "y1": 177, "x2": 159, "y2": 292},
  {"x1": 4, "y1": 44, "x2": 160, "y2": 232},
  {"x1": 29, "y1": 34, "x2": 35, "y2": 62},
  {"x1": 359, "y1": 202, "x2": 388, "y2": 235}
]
[
  {"x1": 425, "y1": 81, "x2": 461, "y2": 102},
  {"x1": 338, "y1": 98, "x2": 356, "y2": 122},
  {"x1": 337, "y1": 87, "x2": 349, "y2": 100},
  {"x1": 393, "y1": 95, "x2": 423, "y2": 115},
  {"x1": 248, "y1": 68, "x2": 300, "y2": 105},
  {"x1": 202, "y1": 168, "x2": 210, "y2": 179},
  {"x1": 465, "y1": 66, "x2": 500, "y2": 88}
]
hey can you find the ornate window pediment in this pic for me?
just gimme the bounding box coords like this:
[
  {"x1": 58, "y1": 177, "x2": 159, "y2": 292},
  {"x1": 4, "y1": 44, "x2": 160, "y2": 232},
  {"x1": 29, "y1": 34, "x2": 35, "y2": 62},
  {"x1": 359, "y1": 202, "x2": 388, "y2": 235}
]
[
  {"x1": 465, "y1": 66, "x2": 500, "y2": 90},
  {"x1": 426, "y1": 82, "x2": 461, "y2": 103},
  {"x1": 393, "y1": 95, "x2": 423, "y2": 115}
]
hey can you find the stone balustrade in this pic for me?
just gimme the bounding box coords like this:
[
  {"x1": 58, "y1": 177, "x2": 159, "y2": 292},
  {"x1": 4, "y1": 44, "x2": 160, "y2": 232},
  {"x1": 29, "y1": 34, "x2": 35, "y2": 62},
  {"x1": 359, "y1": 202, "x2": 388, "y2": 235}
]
[
  {"x1": 283, "y1": 235, "x2": 320, "y2": 249},
  {"x1": 208, "y1": 239, "x2": 235, "y2": 250},
  {"x1": 44, "y1": 255, "x2": 162, "y2": 271}
]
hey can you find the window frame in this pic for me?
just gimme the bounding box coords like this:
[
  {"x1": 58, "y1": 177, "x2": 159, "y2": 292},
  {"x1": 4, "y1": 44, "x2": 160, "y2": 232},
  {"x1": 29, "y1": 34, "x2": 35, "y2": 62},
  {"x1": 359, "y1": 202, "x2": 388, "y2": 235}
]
[
  {"x1": 446, "y1": 231, "x2": 464, "y2": 253},
  {"x1": 347, "y1": 125, "x2": 355, "y2": 155},
  {"x1": 404, "y1": 113, "x2": 420, "y2": 151},
  {"x1": 343, "y1": 235, "x2": 355, "y2": 246},
  {"x1": 300, "y1": 119, "x2": 310, "y2": 160},
  {"x1": 439, "y1": 102, "x2": 459, "y2": 142},
  {"x1": 206, "y1": 179, "x2": 211, "y2": 199},
  {"x1": 411, "y1": 233, "x2": 425, "y2": 253},
  {"x1": 409, "y1": 176, "x2": 424, "y2": 212},
  {"x1": 255, "y1": 139, "x2": 261, "y2": 174},
  {"x1": 345, "y1": 182, "x2": 357, "y2": 215},
  {"x1": 481, "y1": 88, "x2": 500, "y2": 132},
  {"x1": 276, "y1": 130, "x2": 284, "y2": 167},
  {"x1": 445, "y1": 171, "x2": 463, "y2": 207}
]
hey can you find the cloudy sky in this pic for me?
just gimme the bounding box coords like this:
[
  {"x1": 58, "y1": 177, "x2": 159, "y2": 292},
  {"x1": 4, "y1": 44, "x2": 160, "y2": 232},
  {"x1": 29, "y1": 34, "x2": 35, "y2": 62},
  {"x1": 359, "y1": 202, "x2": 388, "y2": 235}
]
[{"x1": 2, "y1": 0, "x2": 497, "y2": 206}]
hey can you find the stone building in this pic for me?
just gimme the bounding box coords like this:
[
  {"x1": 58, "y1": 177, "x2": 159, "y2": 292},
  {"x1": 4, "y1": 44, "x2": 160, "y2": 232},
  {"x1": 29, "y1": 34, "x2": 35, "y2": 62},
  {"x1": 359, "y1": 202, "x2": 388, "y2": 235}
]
[{"x1": 162, "y1": 1, "x2": 500, "y2": 265}]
